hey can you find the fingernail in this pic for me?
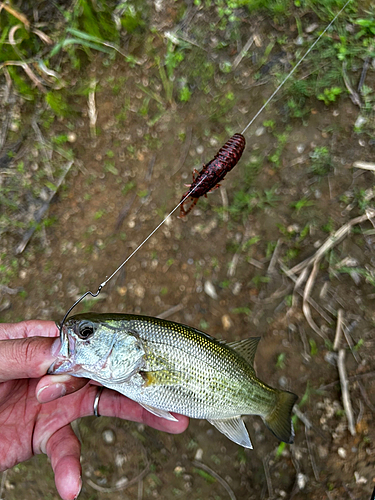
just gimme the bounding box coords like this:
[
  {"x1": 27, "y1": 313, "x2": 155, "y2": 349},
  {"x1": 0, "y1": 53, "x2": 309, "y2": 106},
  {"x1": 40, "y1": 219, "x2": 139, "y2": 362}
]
[
  {"x1": 37, "y1": 383, "x2": 67, "y2": 403},
  {"x1": 74, "y1": 476, "x2": 82, "y2": 500}
]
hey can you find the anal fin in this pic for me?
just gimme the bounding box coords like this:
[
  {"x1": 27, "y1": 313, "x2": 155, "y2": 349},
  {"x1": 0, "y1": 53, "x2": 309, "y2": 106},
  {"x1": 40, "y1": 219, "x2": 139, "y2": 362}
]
[
  {"x1": 139, "y1": 403, "x2": 178, "y2": 422},
  {"x1": 207, "y1": 416, "x2": 253, "y2": 449}
]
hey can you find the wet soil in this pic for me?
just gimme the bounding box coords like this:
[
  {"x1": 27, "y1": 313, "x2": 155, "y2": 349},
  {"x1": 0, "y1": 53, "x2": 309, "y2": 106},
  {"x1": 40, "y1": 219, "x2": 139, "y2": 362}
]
[{"x1": 1, "y1": 3, "x2": 375, "y2": 500}]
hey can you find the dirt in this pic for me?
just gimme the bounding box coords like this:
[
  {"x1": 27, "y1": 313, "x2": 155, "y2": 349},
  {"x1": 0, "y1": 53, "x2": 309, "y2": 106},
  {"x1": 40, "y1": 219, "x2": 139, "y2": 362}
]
[{"x1": 1, "y1": 3, "x2": 375, "y2": 500}]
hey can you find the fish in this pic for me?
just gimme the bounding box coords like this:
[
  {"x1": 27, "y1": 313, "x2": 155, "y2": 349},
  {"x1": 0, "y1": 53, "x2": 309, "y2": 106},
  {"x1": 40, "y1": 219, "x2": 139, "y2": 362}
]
[{"x1": 48, "y1": 313, "x2": 298, "y2": 449}]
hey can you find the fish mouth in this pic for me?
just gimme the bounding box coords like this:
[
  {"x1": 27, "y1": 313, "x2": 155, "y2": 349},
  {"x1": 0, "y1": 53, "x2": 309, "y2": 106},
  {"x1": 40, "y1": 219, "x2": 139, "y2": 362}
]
[{"x1": 47, "y1": 324, "x2": 76, "y2": 374}]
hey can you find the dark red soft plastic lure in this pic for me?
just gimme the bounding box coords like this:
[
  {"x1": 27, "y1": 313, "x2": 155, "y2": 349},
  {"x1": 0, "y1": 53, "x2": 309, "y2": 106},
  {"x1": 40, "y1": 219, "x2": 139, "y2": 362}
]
[{"x1": 179, "y1": 133, "x2": 246, "y2": 217}]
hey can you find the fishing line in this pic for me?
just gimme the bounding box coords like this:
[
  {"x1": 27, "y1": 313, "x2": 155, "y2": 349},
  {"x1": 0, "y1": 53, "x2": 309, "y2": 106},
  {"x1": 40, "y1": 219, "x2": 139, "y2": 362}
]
[
  {"x1": 59, "y1": 1, "x2": 351, "y2": 338},
  {"x1": 241, "y1": 0, "x2": 351, "y2": 135}
]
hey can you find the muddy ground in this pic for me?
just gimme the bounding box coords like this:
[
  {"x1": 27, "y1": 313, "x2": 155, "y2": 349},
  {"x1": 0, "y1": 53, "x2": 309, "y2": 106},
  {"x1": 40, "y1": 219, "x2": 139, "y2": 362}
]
[{"x1": 1, "y1": 1, "x2": 375, "y2": 499}]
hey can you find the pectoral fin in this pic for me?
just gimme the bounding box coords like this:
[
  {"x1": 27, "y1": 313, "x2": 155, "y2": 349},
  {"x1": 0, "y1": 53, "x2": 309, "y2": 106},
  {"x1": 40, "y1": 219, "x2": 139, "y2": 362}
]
[
  {"x1": 139, "y1": 403, "x2": 178, "y2": 422},
  {"x1": 207, "y1": 416, "x2": 253, "y2": 449},
  {"x1": 140, "y1": 369, "x2": 181, "y2": 386}
]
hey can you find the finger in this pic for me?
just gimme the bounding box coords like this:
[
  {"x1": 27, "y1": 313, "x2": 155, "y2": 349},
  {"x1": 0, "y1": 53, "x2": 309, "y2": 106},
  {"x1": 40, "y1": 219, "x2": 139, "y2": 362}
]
[
  {"x1": 0, "y1": 336, "x2": 58, "y2": 382},
  {"x1": 83, "y1": 385, "x2": 190, "y2": 434},
  {"x1": 0, "y1": 320, "x2": 59, "y2": 340},
  {"x1": 36, "y1": 375, "x2": 89, "y2": 403},
  {"x1": 46, "y1": 425, "x2": 82, "y2": 500}
]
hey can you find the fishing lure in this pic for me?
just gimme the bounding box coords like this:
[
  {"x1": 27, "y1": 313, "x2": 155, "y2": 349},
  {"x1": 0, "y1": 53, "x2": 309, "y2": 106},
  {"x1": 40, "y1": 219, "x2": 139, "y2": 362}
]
[{"x1": 179, "y1": 133, "x2": 246, "y2": 217}]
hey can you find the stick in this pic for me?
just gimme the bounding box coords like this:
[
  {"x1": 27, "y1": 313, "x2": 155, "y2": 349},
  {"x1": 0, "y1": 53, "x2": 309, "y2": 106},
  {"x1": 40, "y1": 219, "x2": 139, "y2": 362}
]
[
  {"x1": 262, "y1": 455, "x2": 274, "y2": 500},
  {"x1": 287, "y1": 211, "x2": 375, "y2": 276},
  {"x1": 353, "y1": 161, "x2": 375, "y2": 171},
  {"x1": 192, "y1": 460, "x2": 237, "y2": 500},
  {"x1": 333, "y1": 308, "x2": 344, "y2": 351},
  {"x1": 337, "y1": 349, "x2": 356, "y2": 436},
  {"x1": 233, "y1": 34, "x2": 254, "y2": 69},
  {"x1": 302, "y1": 259, "x2": 326, "y2": 338}
]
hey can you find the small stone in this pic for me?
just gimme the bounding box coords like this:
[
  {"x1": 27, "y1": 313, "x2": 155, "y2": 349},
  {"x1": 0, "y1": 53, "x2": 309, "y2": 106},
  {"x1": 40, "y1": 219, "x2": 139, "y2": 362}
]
[
  {"x1": 117, "y1": 286, "x2": 127, "y2": 297},
  {"x1": 194, "y1": 448, "x2": 203, "y2": 461},
  {"x1": 221, "y1": 314, "x2": 232, "y2": 330},
  {"x1": 296, "y1": 144, "x2": 305, "y2": 153},
  {"x1": 295, "y1": 35, "x2": 304, "y2": 45},
  {"x1": 102, "y1": 429, "x2": 115, "y2": 444},
  {"x1": 306, "y1": 23, "x2": 319, "y2": 33},
  {"x1": 355, "y1": 115, "x2": 367, "y2": 129},
  {"x1": 338, "y1": 447, "x2": 347, "y2": 458},
  {"x1": 196, "y1": 145, "x2": 204, "y2": 154},
  {"x1": 255, "y1": 126, "x2": 265, "y2": 137},
  {"x1": 354, "y1": 471, "x2": 367, "y2": 484},
  {"x1": 204, "y1": 280, "x2": 218, "y2": 300},
  {"x1": 297, "y1": 473, "x2": 307, "y2": 489},
  {"x1": 67, "y1": 132, "x2": 77, "y2": 143}
]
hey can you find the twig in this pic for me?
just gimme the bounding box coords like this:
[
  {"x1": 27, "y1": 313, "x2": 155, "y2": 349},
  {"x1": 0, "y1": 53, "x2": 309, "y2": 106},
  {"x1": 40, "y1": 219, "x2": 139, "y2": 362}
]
[
  {"x1": 267, "y1": 238, "x2": 281, "y2": 276},
  {"x1": 357, "y1": 381, "x2": 375, "y2": 413},
  {"x1": 342, "y1": 322, "x2": 360, "y2": 363},
  {"x1": 172, "y1": 126, "x2": 192, "y2": 176},
  {"x1": 87, "y1": 451, "x2": 149, "y2": 493},
  {"x1": 281, "y1": 262, "x2": 333, "y2": 324},
  {"x1": 305, "y1": 427, "x2": 320, "y2": 481},
  {"x1": 15, "y1": 160, "x2": 74, "y2": 254},
  {"x1": 318, "y1": 370, "x2": 375, "y2": 391},
  {"x1": 333, "y1": 308, "x2": 344, "y2": 351},
  {"x1": 302, "y1": 258, "x2": 326, "y2": 338},
  {"x1": 157, "y1": 303, "x2": 184, "y2": 319},
  {"x1": 342, "y1": 61, "x2": 362, "y2": 107},
  {"x1": 145, "y1": 154, "x2": 156, "y2": 182},
  {"x1": 220, "y1": 186, "x2": 229, "y2": 222},
  {"x1": 296, "y1": 323, "x2": 310, "y2": 361},
  {"x1": 192, "y1": 460, "x2": 237, "y2": 500},
  {"x1": 232, "y1": 34, "x2": 254, "y2": 69},
  {"x1": 88, "y1": 79, "x2": 98, "y2": 139},
  {"x1": 358, "y1": 56, "x2": 370, "y2": 93},
  {"x1": 293, "y1": 406, "x2": 312, "y2": 429},
  {"x1": 262, "y1": 455, "x2": 274, "y2": 499},
  {"x1": 31, "y1": 117, "x2": 53, "y2": 179},
  {"x1": 227, "y1": 225, "x2": 251, "y2": 277},
  {"x1": 337, "y1": 349, "x2": 356, "y2": 436},
  {"x1": 353, "y1": 161, "x2": 375, "y2": 171},
  {"x1": 287, "y1": 211, "x2": 375, "y2": 276}
]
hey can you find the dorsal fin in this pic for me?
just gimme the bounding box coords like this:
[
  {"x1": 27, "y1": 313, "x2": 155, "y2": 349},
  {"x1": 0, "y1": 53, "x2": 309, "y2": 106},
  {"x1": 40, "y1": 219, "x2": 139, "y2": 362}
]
[{"x1": 226, "y1": 337, "x2": 260, "y2": 367}]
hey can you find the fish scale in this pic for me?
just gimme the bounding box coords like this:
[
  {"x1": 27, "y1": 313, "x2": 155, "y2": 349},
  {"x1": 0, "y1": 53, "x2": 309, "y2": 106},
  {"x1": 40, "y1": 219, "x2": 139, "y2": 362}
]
[{"x1": 49, "y1": 313, "x2": 298, "y2": 449}]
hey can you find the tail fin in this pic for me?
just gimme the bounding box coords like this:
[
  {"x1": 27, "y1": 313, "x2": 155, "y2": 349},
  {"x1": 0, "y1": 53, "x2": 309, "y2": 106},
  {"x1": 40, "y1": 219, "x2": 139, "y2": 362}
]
[{"x1": 263, "y1": 390, "x2": 298, "y2": 444}]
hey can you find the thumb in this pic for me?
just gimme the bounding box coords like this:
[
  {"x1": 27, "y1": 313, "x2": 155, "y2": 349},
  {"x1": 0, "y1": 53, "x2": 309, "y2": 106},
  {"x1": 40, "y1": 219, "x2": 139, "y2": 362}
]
[{"x1": 0, "y1": 336, "x2": 58, "y2": 382}]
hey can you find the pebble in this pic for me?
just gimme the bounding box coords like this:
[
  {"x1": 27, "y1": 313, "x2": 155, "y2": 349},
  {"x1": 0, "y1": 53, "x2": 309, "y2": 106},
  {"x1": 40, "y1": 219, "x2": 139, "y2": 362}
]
[
  {"x1": 338, "y1": 447, "x2": 347, "y2": 458},
  {"x1": 194, "y1": 448, "x2": 203, "y2": 461},
  {"x1": 221, "y1": 314, "x2": 232, "y2": 330},
  {"x1": 102, "y1": 429, "x2": 115, "y2": 444},
  {"x1": 67, "y1": 132, "x2": 77, "y2": 143},
  {"x1": 255, "y1": 126, "x2": 265, "y2": 136},
  {"x1": 297, "y1": 473, "x2": 307, "y2": 489},
  {"x1": 196, "y1": 145, "x2": 204, "y2": 154},
  {"x1": 204, "y1": 280, "x2": 218, "y2": 300}
]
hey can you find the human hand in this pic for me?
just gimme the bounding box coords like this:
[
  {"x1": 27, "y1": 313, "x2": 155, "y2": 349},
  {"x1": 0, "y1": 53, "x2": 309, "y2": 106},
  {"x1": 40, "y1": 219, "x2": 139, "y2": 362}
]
[{"x1": 0, "y1": 320, "x2": 189, "y2": 500}]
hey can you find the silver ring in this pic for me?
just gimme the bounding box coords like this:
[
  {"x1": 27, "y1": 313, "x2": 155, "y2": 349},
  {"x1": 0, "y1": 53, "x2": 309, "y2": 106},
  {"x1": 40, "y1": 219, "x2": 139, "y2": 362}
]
[{"x1": 93, "y1": 386, "x2": 104, "y2": 417}]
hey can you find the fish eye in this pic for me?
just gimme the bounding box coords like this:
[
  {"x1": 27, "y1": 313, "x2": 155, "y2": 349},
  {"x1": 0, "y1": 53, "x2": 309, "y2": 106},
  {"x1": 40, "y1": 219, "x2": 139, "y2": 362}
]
[{"x1": 78, "y1": 321, "x2": 95, "y2": 340}]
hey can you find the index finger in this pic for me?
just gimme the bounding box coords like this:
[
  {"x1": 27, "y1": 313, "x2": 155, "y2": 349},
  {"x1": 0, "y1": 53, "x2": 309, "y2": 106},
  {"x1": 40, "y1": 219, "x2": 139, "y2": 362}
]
[{"x1": 0, "y1": 320, "x2": 59, "y2": 340}]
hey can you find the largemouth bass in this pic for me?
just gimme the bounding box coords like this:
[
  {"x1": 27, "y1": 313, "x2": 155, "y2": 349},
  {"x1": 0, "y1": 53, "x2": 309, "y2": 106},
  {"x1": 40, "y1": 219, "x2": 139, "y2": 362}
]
[{"x1": 48, "y1": 313, "x2": 297, "y2": 448}]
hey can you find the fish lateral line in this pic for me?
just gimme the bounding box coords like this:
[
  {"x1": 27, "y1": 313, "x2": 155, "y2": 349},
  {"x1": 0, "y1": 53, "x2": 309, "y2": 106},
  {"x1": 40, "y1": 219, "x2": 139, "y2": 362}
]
[{"x1": 59, "y1": 0, "x2": 351, "y2": 333}]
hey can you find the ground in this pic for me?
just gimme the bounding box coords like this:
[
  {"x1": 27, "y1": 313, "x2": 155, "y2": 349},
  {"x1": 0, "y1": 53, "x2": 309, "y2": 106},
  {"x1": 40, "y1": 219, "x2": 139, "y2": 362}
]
[{"x1": 0, "y1": 1, "x2": 375, "y2": 499}]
